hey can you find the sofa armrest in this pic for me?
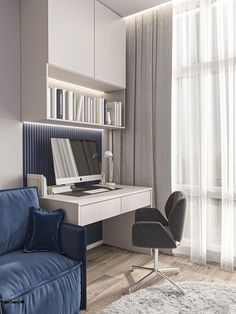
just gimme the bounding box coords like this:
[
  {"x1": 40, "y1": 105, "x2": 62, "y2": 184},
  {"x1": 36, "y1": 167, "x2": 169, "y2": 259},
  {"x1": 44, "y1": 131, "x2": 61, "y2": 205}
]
[
  {"x1": 61, "y1": 223, "x2": 86, "y2": 263},
  {"x1": 132, "y1": 222, "x2": 176, "y2": 249},
  {"x1": 61, "y1": 223, "x2": 87, "y2": 310}
]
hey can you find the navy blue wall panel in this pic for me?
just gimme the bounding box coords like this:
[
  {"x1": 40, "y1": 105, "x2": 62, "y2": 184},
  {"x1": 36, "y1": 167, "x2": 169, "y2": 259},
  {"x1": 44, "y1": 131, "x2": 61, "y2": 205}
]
[{"x1": 23, "y1": 122, "x2": 103, "y2": 245}]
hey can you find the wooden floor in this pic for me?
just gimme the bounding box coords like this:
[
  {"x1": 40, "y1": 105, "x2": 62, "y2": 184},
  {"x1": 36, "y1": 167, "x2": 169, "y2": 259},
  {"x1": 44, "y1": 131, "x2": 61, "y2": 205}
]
[{"x1": 82, "y1": 244, "x2": 236, "y2": 314}]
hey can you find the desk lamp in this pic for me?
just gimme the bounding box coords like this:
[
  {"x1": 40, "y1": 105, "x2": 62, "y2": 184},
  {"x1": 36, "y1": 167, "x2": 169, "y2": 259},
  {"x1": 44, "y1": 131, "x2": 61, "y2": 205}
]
[{"x1": 104, "y1": 150, "x2": 115, "y2": 186}]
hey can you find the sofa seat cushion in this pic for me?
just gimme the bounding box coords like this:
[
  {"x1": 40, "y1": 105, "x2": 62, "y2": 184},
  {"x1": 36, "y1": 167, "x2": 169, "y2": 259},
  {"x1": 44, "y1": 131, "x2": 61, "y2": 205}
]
[{"x1": 0, "y1": 251, "x2": 81, "y2": 314}]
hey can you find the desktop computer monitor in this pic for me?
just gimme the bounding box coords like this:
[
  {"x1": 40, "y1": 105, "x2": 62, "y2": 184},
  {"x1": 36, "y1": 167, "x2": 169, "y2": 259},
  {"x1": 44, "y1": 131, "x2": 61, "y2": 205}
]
[{"x1": 51, "y1": 138, "x2": 102, "y2": 185}]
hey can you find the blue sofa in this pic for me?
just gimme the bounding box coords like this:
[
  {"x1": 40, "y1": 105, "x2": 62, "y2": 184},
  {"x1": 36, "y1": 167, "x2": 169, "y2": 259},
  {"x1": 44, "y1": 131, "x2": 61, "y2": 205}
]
[{"x1": 0, "y1": 187, "x2": 86, "y2": 314}]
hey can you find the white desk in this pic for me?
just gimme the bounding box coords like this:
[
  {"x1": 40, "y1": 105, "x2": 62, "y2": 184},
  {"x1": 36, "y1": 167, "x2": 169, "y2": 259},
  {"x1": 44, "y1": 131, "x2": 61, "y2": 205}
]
[{"x1": 40, "y1": 185, "x2": 152, "y2": 252}]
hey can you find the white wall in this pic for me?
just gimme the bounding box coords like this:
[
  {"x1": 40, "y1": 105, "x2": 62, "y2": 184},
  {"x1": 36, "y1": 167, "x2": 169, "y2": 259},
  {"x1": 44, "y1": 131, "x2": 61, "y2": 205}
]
[{"x1": 0, "y1": 0, "x2": 22, "y2": 188}]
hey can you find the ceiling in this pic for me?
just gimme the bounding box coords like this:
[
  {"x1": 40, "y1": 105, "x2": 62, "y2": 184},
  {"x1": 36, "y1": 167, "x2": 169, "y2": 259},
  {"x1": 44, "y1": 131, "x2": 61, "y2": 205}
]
[{"x1": 98, "y1": 0, "x2": 170, "y2": 17}]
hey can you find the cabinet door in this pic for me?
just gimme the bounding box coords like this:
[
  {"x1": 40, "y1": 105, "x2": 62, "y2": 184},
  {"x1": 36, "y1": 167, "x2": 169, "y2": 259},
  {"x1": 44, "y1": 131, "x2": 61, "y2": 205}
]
[
  {"x1": 48, "y1": 0, "x2": 94, "y2": 78},
  {"x1": 95, "y1": 1, "x2": 126, "y2": 88}
]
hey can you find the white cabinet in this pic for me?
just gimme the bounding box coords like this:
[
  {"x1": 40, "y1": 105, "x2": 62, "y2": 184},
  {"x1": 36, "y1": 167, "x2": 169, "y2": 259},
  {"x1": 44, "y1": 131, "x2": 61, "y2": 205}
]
[
  {"x1": 21, "y1": 0, "x2": 126, "y2": 125},
  {"x1": 95, "y1": 1, "x2": 126, "y2": 88},
  {"x1": 48, "y1": 0, "x2": 94, "y2": 77}
]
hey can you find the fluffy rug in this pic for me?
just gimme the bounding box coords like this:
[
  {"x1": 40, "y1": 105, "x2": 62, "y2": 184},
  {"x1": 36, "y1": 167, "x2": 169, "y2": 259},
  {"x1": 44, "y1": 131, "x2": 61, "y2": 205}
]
[{"x1": 102, "y1": 282, "x2": 236, "y2": 314}]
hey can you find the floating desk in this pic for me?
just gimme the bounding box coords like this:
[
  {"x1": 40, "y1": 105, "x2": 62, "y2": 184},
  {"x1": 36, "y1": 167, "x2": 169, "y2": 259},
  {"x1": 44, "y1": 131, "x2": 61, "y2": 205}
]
[{"x1": 40, "y1": 185, "x2": 152, "y2": 252}]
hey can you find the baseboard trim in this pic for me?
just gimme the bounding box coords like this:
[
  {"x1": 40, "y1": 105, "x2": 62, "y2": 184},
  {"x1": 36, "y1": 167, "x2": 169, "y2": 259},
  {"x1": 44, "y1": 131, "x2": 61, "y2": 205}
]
[{"x1": 87, "y1": 240, "x2": 104, "y2": 250}]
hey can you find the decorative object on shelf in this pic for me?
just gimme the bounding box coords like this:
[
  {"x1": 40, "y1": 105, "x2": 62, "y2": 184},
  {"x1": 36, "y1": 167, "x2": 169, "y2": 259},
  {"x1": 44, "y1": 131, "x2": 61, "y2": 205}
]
[
  {"x1": 106, "y1": 101, "x2": 122, "y2": 126},
  {"x1": 104, "y1": 150, "x2": 115, "y2": 186},
  {"x1": 106, "y1": 111, "x2": 112, "y2": 125}
]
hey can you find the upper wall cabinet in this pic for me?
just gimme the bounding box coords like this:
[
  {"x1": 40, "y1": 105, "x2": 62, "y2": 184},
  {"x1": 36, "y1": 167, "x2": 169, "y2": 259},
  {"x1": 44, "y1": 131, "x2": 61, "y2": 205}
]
[
  {"x1": 48, "y1": 0, "x2": 94, "y2": 77},
  {"x1": 95, "y1": 1, "x2": 126, "y2": 88},
  {"x1": 21, "y1": 0, "x2": 126, "y2": 125},
  {"x1": 21, "y1": 0, "x2": 125, "y2": 87}
]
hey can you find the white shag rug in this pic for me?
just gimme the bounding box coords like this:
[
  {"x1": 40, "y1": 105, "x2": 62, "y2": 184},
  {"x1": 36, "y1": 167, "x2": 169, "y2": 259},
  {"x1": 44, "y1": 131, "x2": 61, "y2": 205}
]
[{"x1": 102, "y1": 282, "x2": 236, "y2": 314}]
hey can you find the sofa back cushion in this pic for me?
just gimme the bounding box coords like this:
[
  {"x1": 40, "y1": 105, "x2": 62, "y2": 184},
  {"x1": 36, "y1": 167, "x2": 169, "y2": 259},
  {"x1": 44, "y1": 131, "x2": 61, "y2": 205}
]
[{"x1": 0, "y1": 187, "x2": 39, "y2": 256}]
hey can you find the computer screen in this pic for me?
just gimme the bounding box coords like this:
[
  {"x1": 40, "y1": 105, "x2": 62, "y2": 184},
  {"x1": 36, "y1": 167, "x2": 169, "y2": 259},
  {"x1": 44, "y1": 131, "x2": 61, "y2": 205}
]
[{"x1": 51, "y1": 138, "x2": 101, "y2": 185}]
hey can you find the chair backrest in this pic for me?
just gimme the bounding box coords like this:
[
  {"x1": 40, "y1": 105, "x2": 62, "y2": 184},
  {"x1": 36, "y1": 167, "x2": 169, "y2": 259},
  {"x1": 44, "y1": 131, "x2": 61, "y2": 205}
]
[
  {"x1": 165, "y1": 191, "x2": 187, "y2": 242},
  {"x1": 0, "y1": 187, "x2": 39, "y2": 256}
]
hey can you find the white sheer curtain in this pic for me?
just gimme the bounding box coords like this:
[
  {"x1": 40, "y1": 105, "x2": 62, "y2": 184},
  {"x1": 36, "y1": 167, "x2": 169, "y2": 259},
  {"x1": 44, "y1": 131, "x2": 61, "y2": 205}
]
[{"x1": 172, "y1": 0, "x2": 236, "y2": 271}]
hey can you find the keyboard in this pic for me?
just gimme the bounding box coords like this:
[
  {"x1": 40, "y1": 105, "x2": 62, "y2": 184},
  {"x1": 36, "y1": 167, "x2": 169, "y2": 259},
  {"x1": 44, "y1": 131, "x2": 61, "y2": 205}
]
[{"x1": 84, "y1": 188, "x2": 108, "y2": 194}]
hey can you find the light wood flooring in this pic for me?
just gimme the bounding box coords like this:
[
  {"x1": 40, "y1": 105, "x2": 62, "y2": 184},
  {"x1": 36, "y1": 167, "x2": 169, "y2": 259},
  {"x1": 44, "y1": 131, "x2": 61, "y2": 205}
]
[{"x1": 82, "y1": 244, "x2": 236, "y2": 314}]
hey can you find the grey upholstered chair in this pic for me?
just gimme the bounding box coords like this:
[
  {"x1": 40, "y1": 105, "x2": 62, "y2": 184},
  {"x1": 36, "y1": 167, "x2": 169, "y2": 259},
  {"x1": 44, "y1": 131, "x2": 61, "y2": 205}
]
[{"x1": 129, "y1": 191, "x2": 187, "y2": 294}]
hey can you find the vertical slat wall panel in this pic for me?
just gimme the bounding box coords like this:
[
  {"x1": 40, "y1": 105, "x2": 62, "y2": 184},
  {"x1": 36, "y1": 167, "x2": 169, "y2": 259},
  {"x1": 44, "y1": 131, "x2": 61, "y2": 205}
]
[
  {"x1": 23, "y1": 123, "x2": 103, "y2": 245},
  {"x1": 23, "y1": 123, "x2": 102, "y2": 185}
]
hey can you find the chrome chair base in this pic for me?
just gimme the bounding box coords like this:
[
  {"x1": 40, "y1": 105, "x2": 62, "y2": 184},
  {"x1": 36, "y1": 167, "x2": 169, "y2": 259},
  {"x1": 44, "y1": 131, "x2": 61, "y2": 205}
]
[{"x1": 129, "y1": 250, "x2": 184, "y2": 294}]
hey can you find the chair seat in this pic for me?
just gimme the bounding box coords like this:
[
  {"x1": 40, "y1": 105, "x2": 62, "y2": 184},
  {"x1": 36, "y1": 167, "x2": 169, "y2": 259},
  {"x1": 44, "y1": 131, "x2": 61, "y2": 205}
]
[{"x1": 0, "y1": 250, "x2": 81, "y2": 314}]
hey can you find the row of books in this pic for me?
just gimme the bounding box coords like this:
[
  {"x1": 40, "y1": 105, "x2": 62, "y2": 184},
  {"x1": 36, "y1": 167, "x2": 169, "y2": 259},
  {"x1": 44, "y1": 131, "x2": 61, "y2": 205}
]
[{"x1": 48, "y1": 87, "x2": 123, "y2": 127}]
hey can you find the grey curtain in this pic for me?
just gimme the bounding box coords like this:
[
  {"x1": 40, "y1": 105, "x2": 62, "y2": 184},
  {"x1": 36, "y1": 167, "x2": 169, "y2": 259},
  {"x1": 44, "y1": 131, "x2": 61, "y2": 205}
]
[{"x1": 114, "y1": 5, "x2": 172, "y2": 210}]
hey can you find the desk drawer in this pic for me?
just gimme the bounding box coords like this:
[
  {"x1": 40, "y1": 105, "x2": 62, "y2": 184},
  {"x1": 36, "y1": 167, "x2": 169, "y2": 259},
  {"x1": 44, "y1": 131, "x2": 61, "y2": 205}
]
[
  {"x1": 80, "y1": 198, "x2": 121, "y2": 225},
  {"x1": 122, "y1": 191, "x2": 151, "y2": 214}
]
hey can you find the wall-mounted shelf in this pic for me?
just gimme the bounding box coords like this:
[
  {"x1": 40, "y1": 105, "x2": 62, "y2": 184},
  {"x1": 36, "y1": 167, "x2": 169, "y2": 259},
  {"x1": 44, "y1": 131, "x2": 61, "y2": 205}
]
[
  {"x1": 47, "y1": 70, "x2": 126, "y2": 130},
  {"x1": 22, "y1": 62, "x2": 126, "y2": 130},
  {"x1": 41, "y1": 118, "x2": 126, "y2": 130}
]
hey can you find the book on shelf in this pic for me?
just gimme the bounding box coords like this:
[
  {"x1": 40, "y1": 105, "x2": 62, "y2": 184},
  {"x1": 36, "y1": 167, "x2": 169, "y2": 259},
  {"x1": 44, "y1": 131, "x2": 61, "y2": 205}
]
[
  {"x1": 48, "y1": 87, "x2": 57, "y2": 119},
  {"x1": 74, "y1": 94, "x2": 84, "y2": 122},
  {"x1": 93, "y1": 98, "x2": 97, "y2": 123},
  {"x1": 98, "y1": 98, "x2": 105, "y2": 125},
  {"x1": 92, "y1": 98, "x2": 97, "y2": 123},
  {"x1": 88, "y1": 97, "x2": 91, "y2": 123},
  {"x1": 47, "y1": 86, "x2": 123, "y2": 127},
  {"x1": 96, "y1": 98, "x2": 101, "y2": 124},
  {"x1": 117, "y1": 102, "x2": 122, "y2": 127},
  {"x1": 80, "y1": 95, "x2": 85, "y2": 122},
  {"x1": 91, "y1": 98, "x2": 94, "y2": 124},
  {"x1": 65, "y1": 90, "x2": 74, "y2": 121},
  {"x1": 84, "y1": 96, "x2": 87, "y2": 122},
  {"x1": 104, "y1": 100, "x2": 107, "y2": 125},
  {"x1": 47, "y1": 87, "x2": 51, "y2": 119},
  {"x1": 73, "y1": 94, "x2": 78, "y2": 121},
  {"x1": 62, "y1": 89, "x2": 66, "y2": 120},
  {"x1": 56, "y1": 89, "x2": 63, "y2": 119}
]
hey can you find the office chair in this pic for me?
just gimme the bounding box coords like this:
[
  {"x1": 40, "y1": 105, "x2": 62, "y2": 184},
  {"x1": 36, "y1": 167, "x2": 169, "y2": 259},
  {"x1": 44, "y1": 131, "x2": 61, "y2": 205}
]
[{"x1": 129, "y1": 191, "x2": 187, "y2": 294}]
